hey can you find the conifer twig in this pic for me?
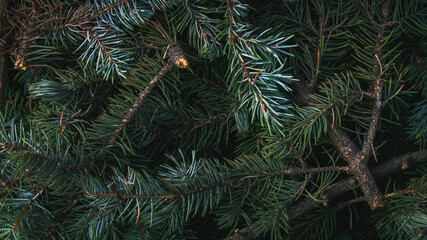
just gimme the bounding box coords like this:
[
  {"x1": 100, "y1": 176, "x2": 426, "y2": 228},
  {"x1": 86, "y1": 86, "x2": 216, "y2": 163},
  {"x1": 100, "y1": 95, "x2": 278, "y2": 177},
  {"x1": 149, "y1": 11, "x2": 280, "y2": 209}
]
[
  {"x1": 10, "y1": 187, "x2": 44, "y2": 234},
  {"x1": 332, "y1": 189, "x2": 424, "y2": 212},
  {"x1": 327, "y1": 125, "x2": 383, "y2": 210},
  {"x1": 325, "y1": 9, "x2": 390, "y2": 210},
  {"x1": 97, "y1": 43, "x2": 188, "y2": 164},
  {"x1": 360, "y1": 15, "x2": 387, "y2": 160},
  {"x1": 85, "y1": 166, "x2": 348, "y2": 202},
  {"x1": 287, "y1": 150, "x2": 427, "y2": 221}
]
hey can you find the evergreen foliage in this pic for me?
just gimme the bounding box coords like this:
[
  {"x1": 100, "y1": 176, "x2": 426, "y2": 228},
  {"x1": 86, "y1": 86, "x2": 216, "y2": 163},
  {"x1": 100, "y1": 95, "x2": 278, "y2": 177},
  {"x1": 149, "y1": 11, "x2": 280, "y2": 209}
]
[{"x1": 0, "y1": 0, "x2": 426, "y2": 239}]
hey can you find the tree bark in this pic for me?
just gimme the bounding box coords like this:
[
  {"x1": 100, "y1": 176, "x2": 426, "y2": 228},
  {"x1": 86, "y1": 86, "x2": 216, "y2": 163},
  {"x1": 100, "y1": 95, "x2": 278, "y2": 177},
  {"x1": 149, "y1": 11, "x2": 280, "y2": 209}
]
[{"x1": 287, "y1": 150, "x2": 427, "y2": 221}]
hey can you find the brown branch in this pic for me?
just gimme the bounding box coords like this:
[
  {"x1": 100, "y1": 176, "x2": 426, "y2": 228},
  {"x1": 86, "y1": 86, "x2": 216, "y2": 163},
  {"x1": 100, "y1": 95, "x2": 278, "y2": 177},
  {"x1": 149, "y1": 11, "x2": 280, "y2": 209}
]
[
  {"x1": 327, "y1": 125, "x2": 383, "y2": 210},
  {"x1": 186, "y1": 113, "x2": 228, "y2": 134},
  {"x1": 48, "y1": 4, "x2": 91, "y2": 32},
  {"x1": 237, "y1": 166, "x2": 348, "y2": 183},
  {"x1": 360, "y1": 19, "x2": 386, "y2": 160},
  {"x1": 85, "y1": 191, "x2": 176, "y2": 200},
  {"x1": 60, "y1": 109, "x2": 82, "y2": 136},
  {"x1": 10, "y1": 187, "x2": 44, "y2": 234},
  {"x1": 333, "y1": 189, "x2": 424, "y2": 212},
  {"x1": 185, "y1": 1, "x2": 213, "y2": 44},
  {"x1": 180, "y1": 166, "x2": 347, "y2": 198},
  {"x1": 86, "y1": 166, "x2": 348, "y2": 203},
  {"x1": 332, "y1": 196, "x2": 366, "y2": 212},
  {"x1": 4, "y1": 141, "x2": 78, "y2": 173},
  {"x1": 385, "y1": 9, "x2": 424, "y2": 27},
  {"x1": 19, "y1": 150, "x2": 78, "y2": 173},
  {"x1": 302, "y1": 89, "x2": 361, "y2": 128},
  {"x1": 11, "y1": 9, "x2": 40, "y2": 71},
  {"x1": 384, "y1": 189, "x2": 422, "y2": 198},
  {"x1": 96, "y1": 43, "x2": 188, "y2": 165},
  {"x1": 89, "y1": 30, "x2": 121, "y2": 70},
  {"x1": 227, "y1": 184, "x2": 248, "y2": 222},
  {"x1": 287, "y1": 150, "x2": 427, "y2": 221},
  {"x1": 258, "y1": 166, "x2": 348, "y2": 230},
  {"x1": 289, "y1": 145, "x2": 307, "y2": 169},
  {"x1": 226, "y1": 0, "x2": 237, "y2": 43},
  {"x1": 92, "y1": 0, "x2": 130, "y2": 18},
  {"x1": 0, "y1": 173, "x2": 26, "y2": 198},
  {"x1": 325, "y1": 13, "x2": 390, "y2": 210}
]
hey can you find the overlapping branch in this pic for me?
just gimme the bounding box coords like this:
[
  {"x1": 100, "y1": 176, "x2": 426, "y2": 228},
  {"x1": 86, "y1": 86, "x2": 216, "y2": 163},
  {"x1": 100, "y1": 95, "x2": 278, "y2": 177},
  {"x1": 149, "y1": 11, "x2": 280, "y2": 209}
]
[
  {"x1": 287, "y1": 149, "x2": 427, "y2": 221},
  {"x1": 10, "y1": 187, "x2": 45, "y2": 234},
  {"x1": 325, "y1": 9, "x2": 389, "y2": 210},
  {"x1": 84, "y1": 165, "x2": 348, "y2": 201},
  {"x1": 96, "y1": 43, "x2": 188, "y2": 165},
  {"x1": 223, "y1": 149, "x2": 426, "y2": 240}
]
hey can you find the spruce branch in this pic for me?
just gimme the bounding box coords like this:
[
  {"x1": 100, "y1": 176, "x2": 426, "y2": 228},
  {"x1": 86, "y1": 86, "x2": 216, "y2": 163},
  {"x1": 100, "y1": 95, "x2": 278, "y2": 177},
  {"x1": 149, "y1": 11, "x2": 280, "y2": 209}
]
[
  {"x1": 226, "y1": 184, "x2": 248, "y2": 222},
  {"x1": 9, "y1": 186, "x2": 44, "y2": 235},
  {"x1": 18, "y1": 150, "x2": 78, "y2": 173},
  {"x1": 302, "y1": 89, "x2": 361, "y2": 129},
  {"x1": 287, "y1": 149, "x2": 427, "y2": 221},
  {"x1": 324, "y1": 10, "x2": 391, "y2": 210},
  {"x1": 92, "y1": 0, "x2": 131, "y2": 18},
  {"x1": 0, "y1": 175, "x2": 25, "y2": 198},
  {"x1": 237, "y1": 166, "x2": 348, "y2": 182},
  {"x1": 225, "y1": 0, "x2": 291, "y2": 127},
  {"x1": 385, "y1": 9, "x2": 425, "y2": 27},
  {"x1": 85, "y1": 166, "x2": 348, "y2": 202},
  {"x1": 85, "y1": 191, "x2": 175, "y2": 200},
  {"x1": 59, "y1": 109, "x2": 82, "y2": 137},
  {"x1": 47, "y1": 4, "x2": 91, "y2": 33},
  {"x1": 360, "y1": 15, "x2": 386, "y2": 160},
  {"x1": 88, "y1": 30, "x2": 122, "y2": 71},
  {"x1": 184, "y1": 1, "x2": 215, "y2": 45},
  {"x1": 289, "y1": 145, "x2": 307, "y2": 169},
  {"x1": 171, "y1": 113, "x2": 228, "y2": 136},
  {"x1": 2, "y1": 140, "x2": 78, "y2": 173},
  {"x1": 293, "y1": 56, "x2": 385, "y2": 209},
  {"x1": 384, "y1": 189, "x2": 422, "y2": 198},
  {"x1": 332, "y1": 189, "x2": 425, "y2": 212},
  {"x1": 96, "y1": 43, "x2": 188, "y2": 164},
  {"x1": 327, "y1": 125, "x2": 383, "y2": 210}
]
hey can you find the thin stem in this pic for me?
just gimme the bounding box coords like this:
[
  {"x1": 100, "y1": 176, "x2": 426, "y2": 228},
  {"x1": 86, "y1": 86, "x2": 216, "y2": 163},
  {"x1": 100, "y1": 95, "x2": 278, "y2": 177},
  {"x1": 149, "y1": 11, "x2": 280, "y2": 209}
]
[
  {"x1": 96, "y1": 43, "x2": 187, "y2": 166},
  {"x1": 327, "y1": 124, "x2": 383, "y2": 210},
  {"x1": 287, "y1": 150, "x2": 427, "y2": 221},
  {"x1": 10, "y1": 187, "x2": 44, "y2": 234},
  {"x1": 92, "y1": 0, "x2": 130, "y2": 18},
  {"x1": 85, "y1": 166, "x2": 348, "y2": 201},
  {"x1": 360, "y1": 19, "x2": 386, "y2": 160},
  {"x1": 333, "y1": 189, "x2": 424, "y2": 212},
  {"x1": 325, "y1": 13, "x2": 390, "y2": 210},
  {"x1": 303, "y1": 90, "x2": 361, "y2": 128}
]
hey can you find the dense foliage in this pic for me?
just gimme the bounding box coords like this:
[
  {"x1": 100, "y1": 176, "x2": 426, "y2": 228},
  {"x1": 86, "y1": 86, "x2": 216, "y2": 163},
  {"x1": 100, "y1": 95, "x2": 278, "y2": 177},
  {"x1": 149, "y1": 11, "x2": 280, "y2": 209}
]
[{"x1": 0, "y1": 0, "x2": 426, "y2": 239}]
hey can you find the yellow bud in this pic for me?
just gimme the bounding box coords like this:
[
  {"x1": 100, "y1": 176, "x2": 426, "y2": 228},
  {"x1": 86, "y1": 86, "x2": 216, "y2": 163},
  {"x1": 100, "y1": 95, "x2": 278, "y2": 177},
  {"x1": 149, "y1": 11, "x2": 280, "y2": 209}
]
[{"x1": 176, "y1": 57, "x2": 188, "y2": 69}]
